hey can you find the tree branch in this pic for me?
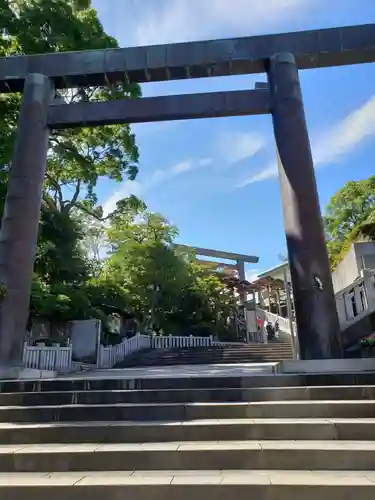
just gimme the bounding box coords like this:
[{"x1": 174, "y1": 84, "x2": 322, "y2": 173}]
[
  {"x1": 75, "y1": 202, "x2": 106, "y2": 221},
  {"x1": 63, "y1": 179, "x2": 81, "y2": 212},
  {"x1": 42, "y1": 193, "x2": 58, "y2": 212},
  {"x1": 50, "y1": 137, "x2": 93, "y2": 169},
  {"x1": 45, "y1": 172, "x2": 63, "y2": 211}
]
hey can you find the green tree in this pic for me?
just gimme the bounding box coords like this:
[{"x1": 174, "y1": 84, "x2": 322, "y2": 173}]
[
  {"x1": 104, "y1": 203, "x2": 238, "y2": 338},
  {"x1": 0, "y1": 0, "x2": 141, "y2": 334},
  {"x1": 175, "y1": 265, "x2": 238, "y2": 339},
  {"x1": 35, "y1": 205, "x2": 89, "y2": 285},
  {"x1": 1, "y1": 0, "x2": 141, "y2": 216},
  {"x1": 105, "y1": 207, "x2": 187, "y2": 329},
  {"x1": 324, "y1": 175, "x2": 375, "y2": 269}
]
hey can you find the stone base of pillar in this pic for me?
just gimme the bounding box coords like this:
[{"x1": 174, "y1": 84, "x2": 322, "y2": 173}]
[{"x1": 0, "y1": 363, "x2": 57, "y2": 380}]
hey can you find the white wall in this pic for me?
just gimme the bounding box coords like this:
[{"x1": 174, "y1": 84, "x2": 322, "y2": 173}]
[
  {"x1": 332, "y1": 245, "x2": 359, "y2": 293},
  {"x1": 354, "y1": 242, "x2": 375, "y2": 271},
  {"x1": 245, "y1": 309, "x2": 257, "y2": 333},
  {"x1": 71, "y1": 319, "x2": 101, "y2": 364},
  {"x1": 332, "y1": 242, "x2": 375, "y2": 294}
]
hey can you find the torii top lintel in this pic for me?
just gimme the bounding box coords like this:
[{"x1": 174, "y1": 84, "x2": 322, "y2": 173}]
[
  {"x1": 176, "y1": 245, "x2": 259, "y2": 264},
  {"x1": 0, "y1": 24, "x2": 374, "y2": 92}
]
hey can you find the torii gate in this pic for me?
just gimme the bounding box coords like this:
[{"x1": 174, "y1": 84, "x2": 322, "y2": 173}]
[
  {"x1": 176, "y1": 244, "x2": 258, "y2": 305},
  {"x1": 0, "y1": 23, "x2": 374, "y2": 365}
]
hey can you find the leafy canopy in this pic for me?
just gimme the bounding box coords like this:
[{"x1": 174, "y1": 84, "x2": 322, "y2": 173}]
[
  {"x1": 324, "y1": 175, "x2": 375, "y2": 269},
  {"x1": 1, "y1": 0, "x2": 141, "y2": 215}
]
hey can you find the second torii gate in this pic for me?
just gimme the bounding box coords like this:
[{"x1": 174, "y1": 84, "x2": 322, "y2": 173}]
[{"x1": 176, "y1": 244, "x2": 258, "y2": 305}]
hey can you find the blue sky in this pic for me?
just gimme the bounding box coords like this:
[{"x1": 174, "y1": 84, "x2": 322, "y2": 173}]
[{"x1": 92, "y1": 0, "x2": 375, "y2": 279}]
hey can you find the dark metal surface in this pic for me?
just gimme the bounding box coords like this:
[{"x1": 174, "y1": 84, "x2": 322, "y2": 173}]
[
  {"x1": 268, "y1": 53, "x2": 342, "y2": 359},
  {"x1": 1, "y1": 24, "x2": 374, "y2": 91},
  {"x1": 48, "y1": 89, "x2": 270, "y2": 128}
]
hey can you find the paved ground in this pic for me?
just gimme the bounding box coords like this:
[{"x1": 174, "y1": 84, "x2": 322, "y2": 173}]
[{"x1": 60, "y1": 362, "x2": 278, "y2": 379}]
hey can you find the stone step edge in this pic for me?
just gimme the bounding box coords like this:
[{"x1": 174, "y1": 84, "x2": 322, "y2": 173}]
[
  {"x1": 4, "y1": 417, "x2": 375, "y2": 429},
  {"x1": 3, "y1": 372, "x2": 375, "y2": 385},
  {"x1": 1, "y1": 417, "x2": 374, "y2": 429},
  {"x1": 1, "y1": 470, "x2": 375, "y2": 487},
  {"x1": 0, "y1": 400, "x2": 373, "y2": 411},
  {"x1": 4, "y1": 440, "x2": 375, "y2": 454},
  {"x1": 1, "y1": 385, "x2": 375, "y2": 397}
]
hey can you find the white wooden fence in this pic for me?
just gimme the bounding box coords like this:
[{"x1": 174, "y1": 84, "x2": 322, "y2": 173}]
[
  {"x1": 151, "y1": 335, "x2": 213, "y2": 349},
  {"x1": 23, "y1": 334, "x2": 216, "y2": 372},
  {"x1": 22, "y1": 342, "x2": 72, "y2": 373},
  {"x1": 97, "y1": 334, "x2": 151, "y2": 369},
  {"x1": 98, "y1": 334, "x2": 214, "y2": 368}
]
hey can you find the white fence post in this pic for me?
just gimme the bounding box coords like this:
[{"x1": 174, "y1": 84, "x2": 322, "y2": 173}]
[
  {"x1": 22, "y1": 343, "x2": 73, "y2": 373},
  {"x1": 148, "y1": 335, "x2": 213, "y2": 350},
  {"x1": 94, "y1": 333, "x2": 152, "y2": 369}
]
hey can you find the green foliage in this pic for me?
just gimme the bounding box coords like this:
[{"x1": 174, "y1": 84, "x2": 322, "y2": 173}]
[
  {"x1": 30, "y1": 279, "x2": 101, "y2": 323},
  {"x1": 103, "y1": 205, "x2": 238, "y2": 338},
  {"x1": 361, "y1": 337, "x2": 375, "y2": 347},
  {"x1": 1, "y1": 0, "x2": 141, "y2": 214},
  {"x1": 0, "y1": 0, "x2": 141, "y2": 325},
  {"x1": 0, "y1": 0, "x2": 241, "y2": 338},
  {"x1": 324, "y1": 175, "x2": 375, "y2": 269},
  {"x1": 36, "y1": 205, "x2": 89, "y2": 284}
]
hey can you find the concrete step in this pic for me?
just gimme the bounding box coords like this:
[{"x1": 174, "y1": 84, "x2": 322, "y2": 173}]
[
  {"x1": 1, "y1": 375, "x2": 375, "y2": 497},
  {"x1": 130, "y1": 357, "x2": 293, "y2": 367},
  {"x1": 0, "y1": 419, "x2": 374, "y2": 444},
  {"x1": 132, "y1": 349, "x2": 294, "y2": 359},
  {"x1": 3, "y1": 373, "x2": 375, "y2": 393},
  {"x1": 0, "y1": 401, "x2": 374, "y2": 422},
  {"x1": 133, "y1": 352, "x2": 293, "y2": 358},
  {"x1": 3, "y1": 441, "x2": 375, "y2": 472},
  {"x1": 114, "y1": 345, "x2": 293, "y2": 367},
  {"x1": 153, "y1": 348, "x2": 293, "y2": 353},
  {"x1": 132, "y1": 345, "x2": 292, "y2": 351},
  {"x1": 147, "y1": 354, "x2": 293, "y2": 358},
  {"x1": 1, "y1": 470, "x2": 375, "y2": 500},
  {"x1": 2, "y1": 385, "x2": 375, "y2": 406},
  {"x1": 145, "y1": 354, "x2": 294, "y2": 359}
]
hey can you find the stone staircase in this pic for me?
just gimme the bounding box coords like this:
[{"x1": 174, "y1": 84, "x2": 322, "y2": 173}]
[
  {"x1": 1, "y1": 372, "x2": 375, "y2": 498},
  {"x1": 116, "y1": 342, "x2": 294, "y2": 368}
]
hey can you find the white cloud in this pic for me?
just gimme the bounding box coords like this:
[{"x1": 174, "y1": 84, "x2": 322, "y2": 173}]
[
  {"x1": 152, "y1": 169, "x2": 168, "y2": 182},
  {"x1": 102, "y1": 180, "x2": 143, "y2": 217},
  {"x1": 135, "y1": 0, "x2": 310, "y2": 46},
  {"x1": 220, "y1": 131, "x2": 266, "y2": 165},
  {"x1": 102, "y1": 156, "x2": 210, "y2": 216},
  {"x1": 236, "y1": 164, "x2": 277, "y2": 186},
  {"x1": 171, "y1": 160, "x2": 193, "y2": 174},
  {"x1": 313, "y1": 94, "x2": 375, "y2": 165},
  {"x1": 198, "y1": 158, "x2": 213, "y2": 167},
  {"x1": 237, "y1": 94, "x2": 375, "y2": 186}
]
